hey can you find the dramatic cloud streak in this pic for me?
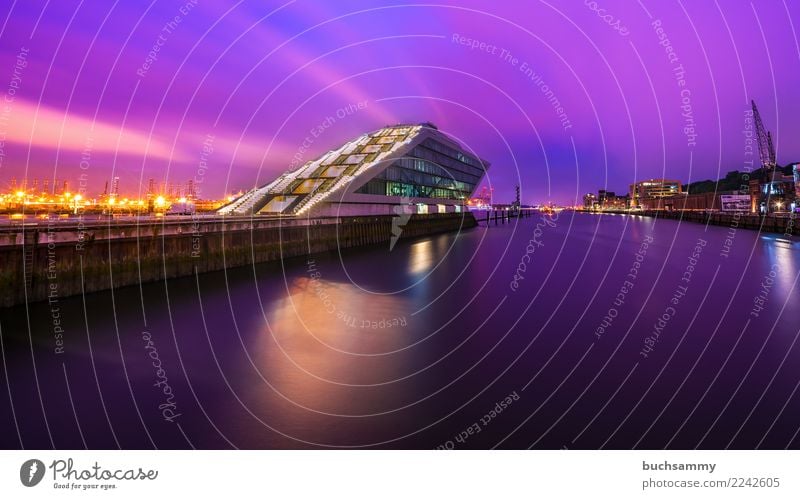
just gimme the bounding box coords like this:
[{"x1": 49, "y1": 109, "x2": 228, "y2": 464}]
[{"x1": 4, "y1": 99, "x2": 178, "y2": 160}]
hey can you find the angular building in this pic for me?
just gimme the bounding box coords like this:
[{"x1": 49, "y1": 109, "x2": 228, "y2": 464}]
[{"x1": 218, "y1": 123, "x2": 489, "y2": 217}]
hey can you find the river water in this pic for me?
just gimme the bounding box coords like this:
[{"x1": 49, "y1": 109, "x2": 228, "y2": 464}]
[{"x1": 1, "y1": 211, "x2": 798, "y2": 449}]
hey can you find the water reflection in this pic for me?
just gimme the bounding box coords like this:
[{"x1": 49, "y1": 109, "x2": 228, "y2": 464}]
[
  {"x1": 407, "y1": 239, "x2": 437, "y2": 275},
  {"x1": 243, "y1": 275, "x2": 422, "y2": 422},
  {"x1": 268, "y1": 276, "x2": 413, "y2": 357},
  {"x1": 2, "y1": 213, "x2": 800, "y2": 449},
  {"x1": 758, "y1": 237, "x2": 798, "y2": 306}
]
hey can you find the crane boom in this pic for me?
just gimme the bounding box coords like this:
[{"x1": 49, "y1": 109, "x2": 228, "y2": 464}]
[{"x1": 751, "y1": 100, "x2": 776, "y2": 170}]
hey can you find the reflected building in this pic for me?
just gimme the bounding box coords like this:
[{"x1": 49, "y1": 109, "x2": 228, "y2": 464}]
[{"x1": 218, "y1": 123, "x2": 489, "y2": 217}]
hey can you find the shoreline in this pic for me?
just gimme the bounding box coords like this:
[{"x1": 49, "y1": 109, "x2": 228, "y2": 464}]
[{"x1": 578, "y1": 209, "x2": 798, "y2": 237}]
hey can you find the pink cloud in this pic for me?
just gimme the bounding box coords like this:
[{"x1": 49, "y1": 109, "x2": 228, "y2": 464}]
[{"x1": 2, "y1": 99, "x2": 180, "y2": 160}]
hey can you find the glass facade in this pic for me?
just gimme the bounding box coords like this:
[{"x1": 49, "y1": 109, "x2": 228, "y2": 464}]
[{"x1": 355, "y1": 138, "x2": 484, "y2": 201}]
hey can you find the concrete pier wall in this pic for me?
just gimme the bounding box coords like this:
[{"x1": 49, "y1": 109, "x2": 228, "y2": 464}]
[{"x1": 0, "y1": 212, "x2": 475, "y2": 308}]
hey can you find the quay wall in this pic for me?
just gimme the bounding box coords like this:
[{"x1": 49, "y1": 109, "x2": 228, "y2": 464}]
[
  {"x1": 583, "y1": 209, "x2": 798, "y2": 235},
  {"x1": 0, "y1": 213, "x2": 475, "y2": 308}
]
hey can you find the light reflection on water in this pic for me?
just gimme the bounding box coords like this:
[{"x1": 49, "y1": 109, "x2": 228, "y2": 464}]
[
  {"x1": 268, "y1": 275, "x2": 413, "y2": 357},
  {"x1": 762, "y1": 236, "x2": 798, "y2": 290},
  {"x1": 408, "y1": 239, "x2": 436, "y2": 275},
  {"x1": 1, "y1": 212, "x2": 799, "y2": 449}
]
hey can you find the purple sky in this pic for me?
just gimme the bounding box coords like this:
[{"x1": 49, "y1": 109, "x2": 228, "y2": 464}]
[{"x1": 1, "y1": 0, "x2": 799, "y2": 204}]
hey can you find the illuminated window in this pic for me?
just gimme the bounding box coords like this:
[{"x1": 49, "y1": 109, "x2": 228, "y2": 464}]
[
  {"x1": 293, "y1": 179, "x2": 325, "y2": 194},
  {"x1": 343, "y1": 154, "x2": 367, "y2": 165},
  {"x1": 321, "y1": 166, "x2": 347, "y2": 178},
  {"x1": 261, "y1": 195, "x2": 298, "y2": 212}
]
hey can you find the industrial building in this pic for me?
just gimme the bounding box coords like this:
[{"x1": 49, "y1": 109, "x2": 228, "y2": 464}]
[{"x1": 629, "y1": 179, "x2": 682, "y2": 208}]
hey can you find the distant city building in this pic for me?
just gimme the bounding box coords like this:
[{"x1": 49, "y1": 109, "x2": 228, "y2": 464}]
[
  {"x1": 111, "y1": 176, "x2": 120, "y2": 196},
  {"x1": 597, "y1": 189, "x2": 628, "y2": 209},
  {"x1": 640, "y1": 191, "x2": 741, "y2": 212},
  {"x1": 793, "y1": 163, "x2": 800, "y2": 212},
  {"x1": 582, "y1": 193, "x2": 597, "y2": 209},
  {"x1": 756, "y1": 167, "x2": 796, "y2": 214},
  {"x1": 629, "y1": 179, "x2": 681, "y2": 207},
  {"x1": 219, "y1": 123, "x2": 489, "y2": 216},
  {"x1": 635, "y1": 164, "x2": 799, "y2": 213},
  {"x1": 185, "y1": 179, "x2": 196, "y2": 198}
]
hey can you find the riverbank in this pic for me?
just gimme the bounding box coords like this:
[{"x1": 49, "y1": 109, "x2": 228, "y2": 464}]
[
  {"x1": 581, "y1": 209, "x2": 798, "y2": 237},
  {"x1": 0, "y1": 212, "x2": 476, "y2": 307}
]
